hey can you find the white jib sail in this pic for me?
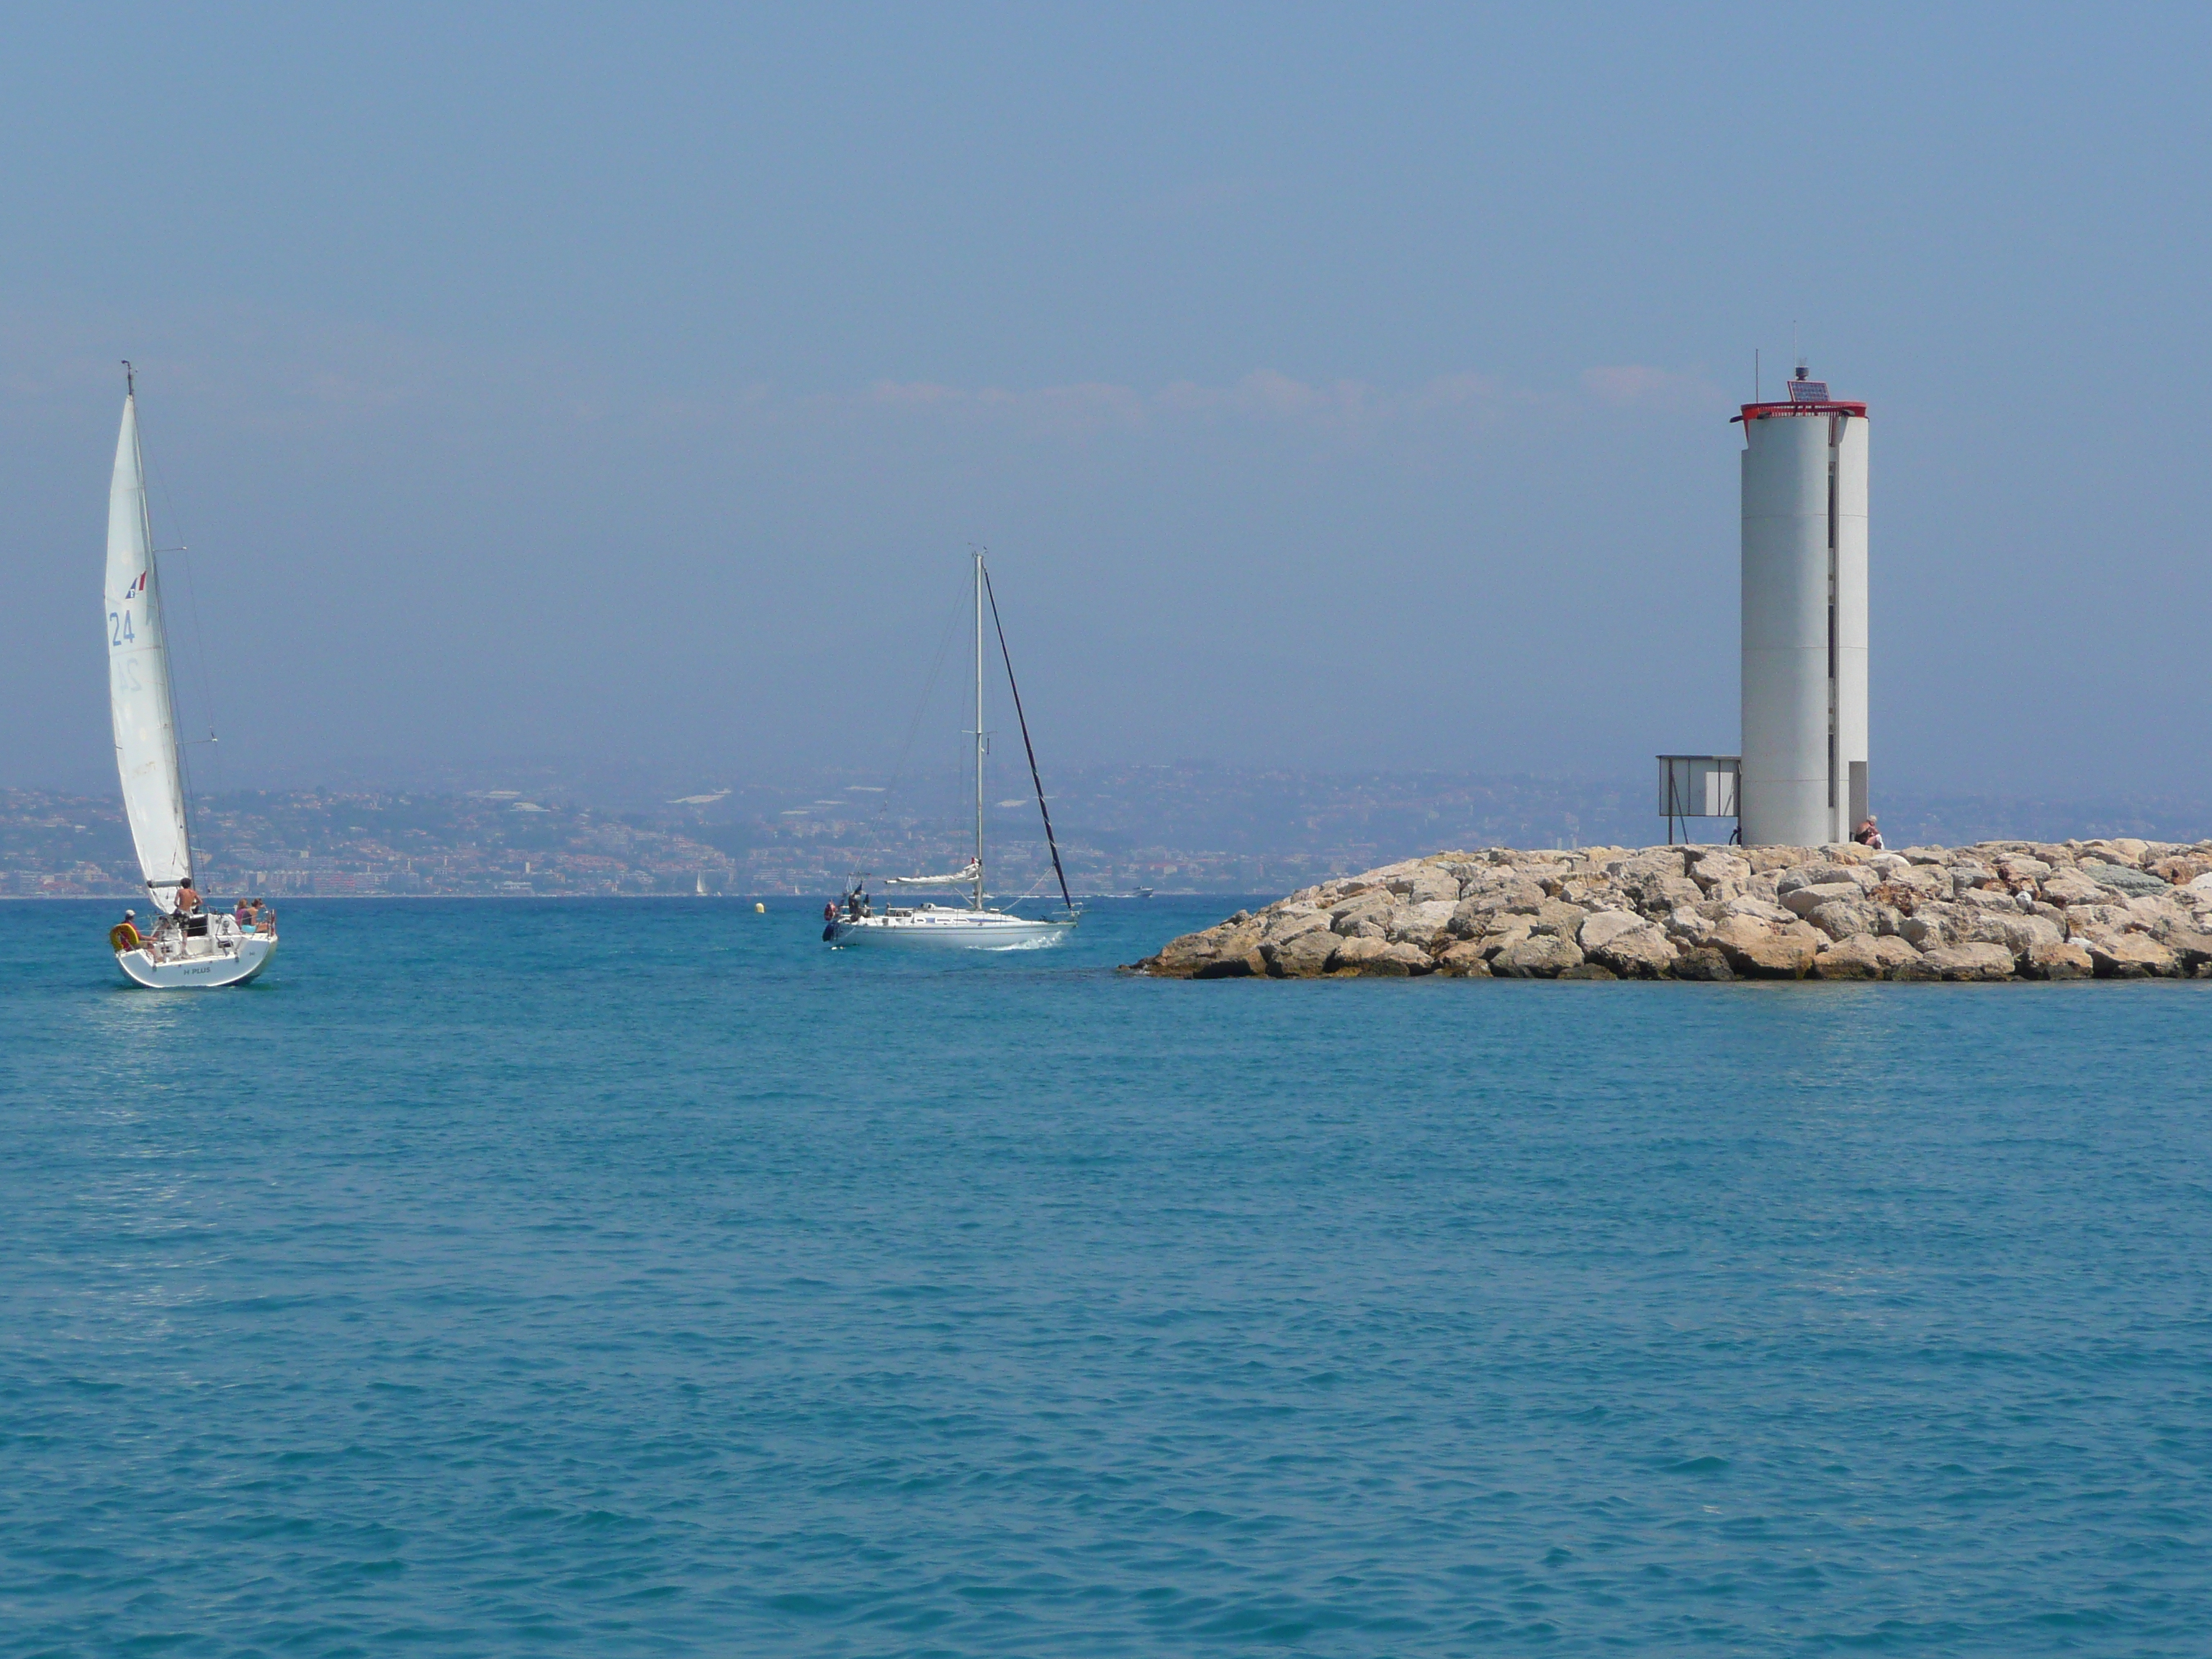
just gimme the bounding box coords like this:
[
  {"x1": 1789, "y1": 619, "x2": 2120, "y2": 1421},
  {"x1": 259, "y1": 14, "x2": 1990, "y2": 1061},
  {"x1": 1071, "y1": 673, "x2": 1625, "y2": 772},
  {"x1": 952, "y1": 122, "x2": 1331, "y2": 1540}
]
[{"x1": 105, "y1": 392, "x2": 192, "y2": 908}]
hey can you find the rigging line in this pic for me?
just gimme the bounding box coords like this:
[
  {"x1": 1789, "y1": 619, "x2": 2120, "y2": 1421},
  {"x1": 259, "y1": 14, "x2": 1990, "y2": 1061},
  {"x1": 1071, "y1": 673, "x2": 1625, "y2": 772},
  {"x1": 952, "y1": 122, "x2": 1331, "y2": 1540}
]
[
  {"x1": 138, "y1": 409, "x2": 226, "y2": 801},
  {"x1": 853, "y1": 583, "x2": 966, "y2": 877},
  {"x1": 981, "y1": 565, "x2": 1073, "y2": 915}
]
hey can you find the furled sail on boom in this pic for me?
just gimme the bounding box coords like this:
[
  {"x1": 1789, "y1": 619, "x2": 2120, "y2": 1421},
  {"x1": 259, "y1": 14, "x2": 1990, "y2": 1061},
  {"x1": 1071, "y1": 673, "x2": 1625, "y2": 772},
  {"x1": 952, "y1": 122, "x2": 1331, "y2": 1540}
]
[
  {"x1": 105, "y1": 384, "x2": 193, "y2": 911},
  {"x1": 884, "y1": 860, "x2": 982, "y2": 887}
]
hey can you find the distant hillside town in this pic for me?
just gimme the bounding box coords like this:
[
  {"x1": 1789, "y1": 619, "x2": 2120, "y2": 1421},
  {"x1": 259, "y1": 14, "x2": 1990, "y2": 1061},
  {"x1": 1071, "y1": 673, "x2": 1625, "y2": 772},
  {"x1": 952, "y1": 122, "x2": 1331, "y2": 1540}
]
[{"x1": 5, "y1": 768, "x2": 2207, "y2": 900}]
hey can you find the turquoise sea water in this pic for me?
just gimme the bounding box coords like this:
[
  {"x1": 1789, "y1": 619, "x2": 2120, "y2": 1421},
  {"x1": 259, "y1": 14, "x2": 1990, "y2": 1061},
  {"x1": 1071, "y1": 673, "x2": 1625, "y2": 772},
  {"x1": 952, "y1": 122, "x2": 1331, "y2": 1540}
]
[{"x1": 3, "y1": 896, "x2": 2209, "y2": 1656}]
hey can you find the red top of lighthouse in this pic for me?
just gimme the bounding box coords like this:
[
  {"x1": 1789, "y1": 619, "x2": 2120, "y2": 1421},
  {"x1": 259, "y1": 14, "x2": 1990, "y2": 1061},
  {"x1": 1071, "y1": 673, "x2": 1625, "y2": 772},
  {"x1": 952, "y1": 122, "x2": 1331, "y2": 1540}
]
[{"x1": 1732, "y1": 370, "x2": 1865, "y2": 423}]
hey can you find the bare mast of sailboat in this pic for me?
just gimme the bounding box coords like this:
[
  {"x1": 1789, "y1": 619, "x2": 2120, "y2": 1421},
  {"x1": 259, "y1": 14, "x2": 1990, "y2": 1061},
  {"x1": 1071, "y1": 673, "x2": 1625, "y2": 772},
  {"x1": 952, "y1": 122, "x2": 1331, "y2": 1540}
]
[{"x1": 973, "y1": 549, "x2": 986, "y2": 913}]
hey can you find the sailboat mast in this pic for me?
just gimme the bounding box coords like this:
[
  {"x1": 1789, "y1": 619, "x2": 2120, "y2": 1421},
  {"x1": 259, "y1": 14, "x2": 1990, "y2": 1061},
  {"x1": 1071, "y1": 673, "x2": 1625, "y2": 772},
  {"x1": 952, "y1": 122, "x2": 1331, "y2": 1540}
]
[
  {"x1": 973, "y1": 549, "x2": 986, "y2": 912},
  {"x1": 128, "y1": 371, "x2": 197, "y2": 892}
]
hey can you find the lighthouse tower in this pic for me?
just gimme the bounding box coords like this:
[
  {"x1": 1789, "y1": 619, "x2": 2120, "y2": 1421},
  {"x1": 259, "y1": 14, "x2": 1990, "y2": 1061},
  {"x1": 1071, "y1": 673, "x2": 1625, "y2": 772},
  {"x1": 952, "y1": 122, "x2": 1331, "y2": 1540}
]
[{"x1": 1737, "y1": 367, "x2": 1868, "y2": 847}]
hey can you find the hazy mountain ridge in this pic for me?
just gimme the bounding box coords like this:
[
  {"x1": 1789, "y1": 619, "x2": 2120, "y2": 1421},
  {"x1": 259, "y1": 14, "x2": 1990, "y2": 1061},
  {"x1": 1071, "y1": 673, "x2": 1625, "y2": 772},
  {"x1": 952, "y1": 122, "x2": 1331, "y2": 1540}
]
[{"x1": 9, "y1": 770, "x2": 2208, "y2": 900}]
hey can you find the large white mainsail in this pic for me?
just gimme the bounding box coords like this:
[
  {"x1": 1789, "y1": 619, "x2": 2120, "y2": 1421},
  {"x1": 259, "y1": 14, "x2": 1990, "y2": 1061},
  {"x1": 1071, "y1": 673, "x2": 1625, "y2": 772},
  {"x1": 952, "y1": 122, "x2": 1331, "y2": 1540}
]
[{"x1": 105, "y1": 385, "x2": 194, "y2": 912}]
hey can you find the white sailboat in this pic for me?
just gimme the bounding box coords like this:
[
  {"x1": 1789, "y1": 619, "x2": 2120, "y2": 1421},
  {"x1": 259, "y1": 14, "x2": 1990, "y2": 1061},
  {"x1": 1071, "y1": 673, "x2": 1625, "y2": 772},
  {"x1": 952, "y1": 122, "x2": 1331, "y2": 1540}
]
[
  {"x1": 104, "y1": 367, "x2": 276, "y2": 989},
  {"x1": 830, "y1": 551, "x2": 1078, "y2": 950}
]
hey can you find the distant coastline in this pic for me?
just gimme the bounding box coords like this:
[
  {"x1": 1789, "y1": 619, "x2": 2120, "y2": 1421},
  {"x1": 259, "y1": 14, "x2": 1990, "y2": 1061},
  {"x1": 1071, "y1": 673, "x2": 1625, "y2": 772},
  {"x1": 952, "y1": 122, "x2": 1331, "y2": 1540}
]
[{"x1": 12, "y1": 775, "x2": 2212, "y2": 903}]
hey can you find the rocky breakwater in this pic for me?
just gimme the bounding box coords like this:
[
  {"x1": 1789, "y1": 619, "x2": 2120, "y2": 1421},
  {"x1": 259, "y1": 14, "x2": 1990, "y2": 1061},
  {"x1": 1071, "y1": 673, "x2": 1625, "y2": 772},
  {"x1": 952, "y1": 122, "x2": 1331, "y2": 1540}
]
[{"x1": 1127, "y1": 838, "x2": 2212, "y2": 981}]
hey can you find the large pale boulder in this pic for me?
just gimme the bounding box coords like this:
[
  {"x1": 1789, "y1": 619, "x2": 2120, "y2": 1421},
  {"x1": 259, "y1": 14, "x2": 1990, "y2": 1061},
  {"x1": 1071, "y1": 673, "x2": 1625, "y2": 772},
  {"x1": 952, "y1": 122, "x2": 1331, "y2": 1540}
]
[
  {"x1": 2087, "y1": 837, "x2": 2152, "y2": 866},
  {"x1": 2086, "y1": 933, "x2": 2182, "y2": 978},
  {"x1": 1871, "y1": 937, "x2": 1923, "y2": 974},
  {"x1": 2023, "y1": 940, "x2": 2095, "y2": 980},
  {"x1": 1142, "y1": 928, "x2": 1228, "y2": 976},
  {"x1": 1671, "y1": 945, "x2": 1734, "y2": 980},
  {"x1": 1192, "y1": 922, "x2": 1267, "y2": 978},
  {"x1": 1397, "y1": 866, "x2": 1461, "y2": 906},
  {"x1": 1917, "y1": 942, "x2": 2018, "y2": 981},
  {"x1": 1260, "y1": 908, "x2": 1330, "y2": 948},
  {"x1": 1434, "y1": 940, "x2": 1493, "y2": 977},
  {"x1": 1939, "y1": 912, "x2": 2059, "y2": 963},
  {"x1": 2064, "y1": 903, "x2": 2135, "y2": 937},
  {"x1": 1746, "y1": 846, "x2": 1814, "y2": 873},
  {"x1": 2124, "y1": 894, "x2": 2190, "y2": 935},
  {"x1": 1609, "y1": 847, "x2": 1690, "y2": 881},
  {"x1": 2038, "y1": 868, "x2": 2105, "y2": 907},
  {"x1": 1688, "y1": 851, "x2": 1752, "y2": 896},
  {"x1": 1449, "y1": 876, "x2": 1546, "y2": 928},
  {"x1": 1812, "y1": 935, "x2": 1884, "y2": 979},
  {"x1": 1331, "y1": 895, "x2": 1394, "y2": 938},
  {"x1": 1880, "y1": 864, "x2": 1948, "y2": 902},
  {"x1": 1782, "y1": 881, "x2": 1866, "y2": 919},
  {"x1": 1899, "y1": 904, "x2": 1966, "y2": 948},
  {"x1": 1711, "y1": 914, "x2": 1818, "y2": 979},
  {"x1": 1386, "y1": 900, "x2": 1458, "y2": 946},
  {"x1": 1808, "y1": 898, "x2": 1878, "y2": 941},
  {"x1": 1327, "y1": 935, "x2": 1436, "y2": 976},
  {"x1": 1664, "y1": 905, "x2": 1717, "y2": 946},
  {"x1": 1609, "y1": 850, "x2": 1701, "y2": 914},
  {"x1": 1490, "y1": 934, "x2": 1587, "y2": 978},
  {"x1": 1530, "y1": 899, "x2": 1591, "y2": 937},
  {"x1": 1558, "y1": 876, "x2": 1625, "y2": 909},
  {"x1": 1579, "y1": 912, "x2": 1676, "y2": 978},
  {"x1": 2165, "y1": 929, "x2": 2212, "y2": 974},
  {"x1": 1721, "y1": 894, "x2": 1795, "y2": 925},
  {"x1": 1263, "y1": 927, "x2": 1340, "y2": 978},
  {"x1": 1475, "y1": 917, "x2": 1535, "y2": 959},
  {"x1": 1777, "y1": 862, "x2": 1864, "y2": 898},
  {"x1": 1575, "y1": 910, "x2": 1645, "y2": 953}
]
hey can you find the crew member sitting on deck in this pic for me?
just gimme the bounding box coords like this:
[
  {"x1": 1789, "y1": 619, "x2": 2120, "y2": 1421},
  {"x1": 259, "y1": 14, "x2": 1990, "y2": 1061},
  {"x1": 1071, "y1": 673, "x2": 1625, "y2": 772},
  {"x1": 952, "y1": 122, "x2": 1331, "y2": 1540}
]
[{"x1": 110, "y1": 909, "x2": 142, "y2": 952}]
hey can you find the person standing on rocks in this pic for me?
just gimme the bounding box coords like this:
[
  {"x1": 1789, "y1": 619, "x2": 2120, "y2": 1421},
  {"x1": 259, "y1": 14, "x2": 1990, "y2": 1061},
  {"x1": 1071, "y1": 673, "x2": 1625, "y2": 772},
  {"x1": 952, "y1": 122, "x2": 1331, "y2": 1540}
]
[{"x1": 1853, "y1": 817, "x2": 1884, "y2": 850}]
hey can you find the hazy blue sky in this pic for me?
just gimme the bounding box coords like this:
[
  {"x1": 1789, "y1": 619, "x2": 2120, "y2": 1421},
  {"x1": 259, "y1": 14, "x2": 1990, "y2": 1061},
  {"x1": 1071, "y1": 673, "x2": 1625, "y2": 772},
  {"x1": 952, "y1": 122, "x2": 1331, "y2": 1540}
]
[{"x1": 5, "y1": 4, "x2": 2208, "y2": 804}]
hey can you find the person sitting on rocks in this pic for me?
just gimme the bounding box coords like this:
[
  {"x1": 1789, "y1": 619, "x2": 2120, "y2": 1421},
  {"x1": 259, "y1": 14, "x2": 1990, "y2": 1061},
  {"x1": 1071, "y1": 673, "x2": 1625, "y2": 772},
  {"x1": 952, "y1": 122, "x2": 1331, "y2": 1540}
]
[{"x1": 1852, "y1": 816, "x2": 1884, "y2": 850}]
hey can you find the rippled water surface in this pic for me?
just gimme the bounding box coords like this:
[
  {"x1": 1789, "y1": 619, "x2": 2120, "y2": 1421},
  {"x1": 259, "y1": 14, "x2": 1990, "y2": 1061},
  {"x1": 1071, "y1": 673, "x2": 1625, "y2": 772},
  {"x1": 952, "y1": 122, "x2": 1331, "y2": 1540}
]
[{"x1": 3, "y1": 896, "x2": 2210, "y2": 1655}]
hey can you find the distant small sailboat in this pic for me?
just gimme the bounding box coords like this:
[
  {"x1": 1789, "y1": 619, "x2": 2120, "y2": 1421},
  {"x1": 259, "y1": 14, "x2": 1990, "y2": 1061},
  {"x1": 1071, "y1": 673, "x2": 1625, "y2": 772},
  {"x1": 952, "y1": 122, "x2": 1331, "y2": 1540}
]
[
  {"x1": 104, "y1": 367, "x2": 275, "y2": 988},
  {"x1": 830, "y1": 551, "x2": 1077, "y2": 949}
]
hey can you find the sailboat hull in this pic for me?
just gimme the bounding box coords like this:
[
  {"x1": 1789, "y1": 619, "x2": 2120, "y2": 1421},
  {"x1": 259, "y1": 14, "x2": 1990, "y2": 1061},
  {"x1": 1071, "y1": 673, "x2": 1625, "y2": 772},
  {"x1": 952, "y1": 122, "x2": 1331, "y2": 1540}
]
[
  {"x1": 117, "y1": 935, "x2": 278, "y2": 989},
  {"x1": 832, "y1": 909, "x2": 1072, "y2": 949}
]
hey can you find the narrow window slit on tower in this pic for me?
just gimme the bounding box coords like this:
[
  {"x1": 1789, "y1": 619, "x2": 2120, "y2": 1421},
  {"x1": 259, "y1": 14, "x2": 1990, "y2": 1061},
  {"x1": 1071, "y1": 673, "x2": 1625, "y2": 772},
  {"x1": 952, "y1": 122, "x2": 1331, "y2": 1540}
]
[{"x1": 1827, "y1": 424, "x2": 1840, "y2": 814}]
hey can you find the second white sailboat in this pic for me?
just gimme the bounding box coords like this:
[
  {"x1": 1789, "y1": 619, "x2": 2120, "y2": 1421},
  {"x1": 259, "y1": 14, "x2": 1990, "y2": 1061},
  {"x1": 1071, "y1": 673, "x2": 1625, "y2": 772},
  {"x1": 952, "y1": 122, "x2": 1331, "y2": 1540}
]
[
  {"x1": 830, "y1": 551, "x2": 1077, "y2": 950},
  {"x1": 103, "y1": 368, "x2": 277, "y2": 988}
]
